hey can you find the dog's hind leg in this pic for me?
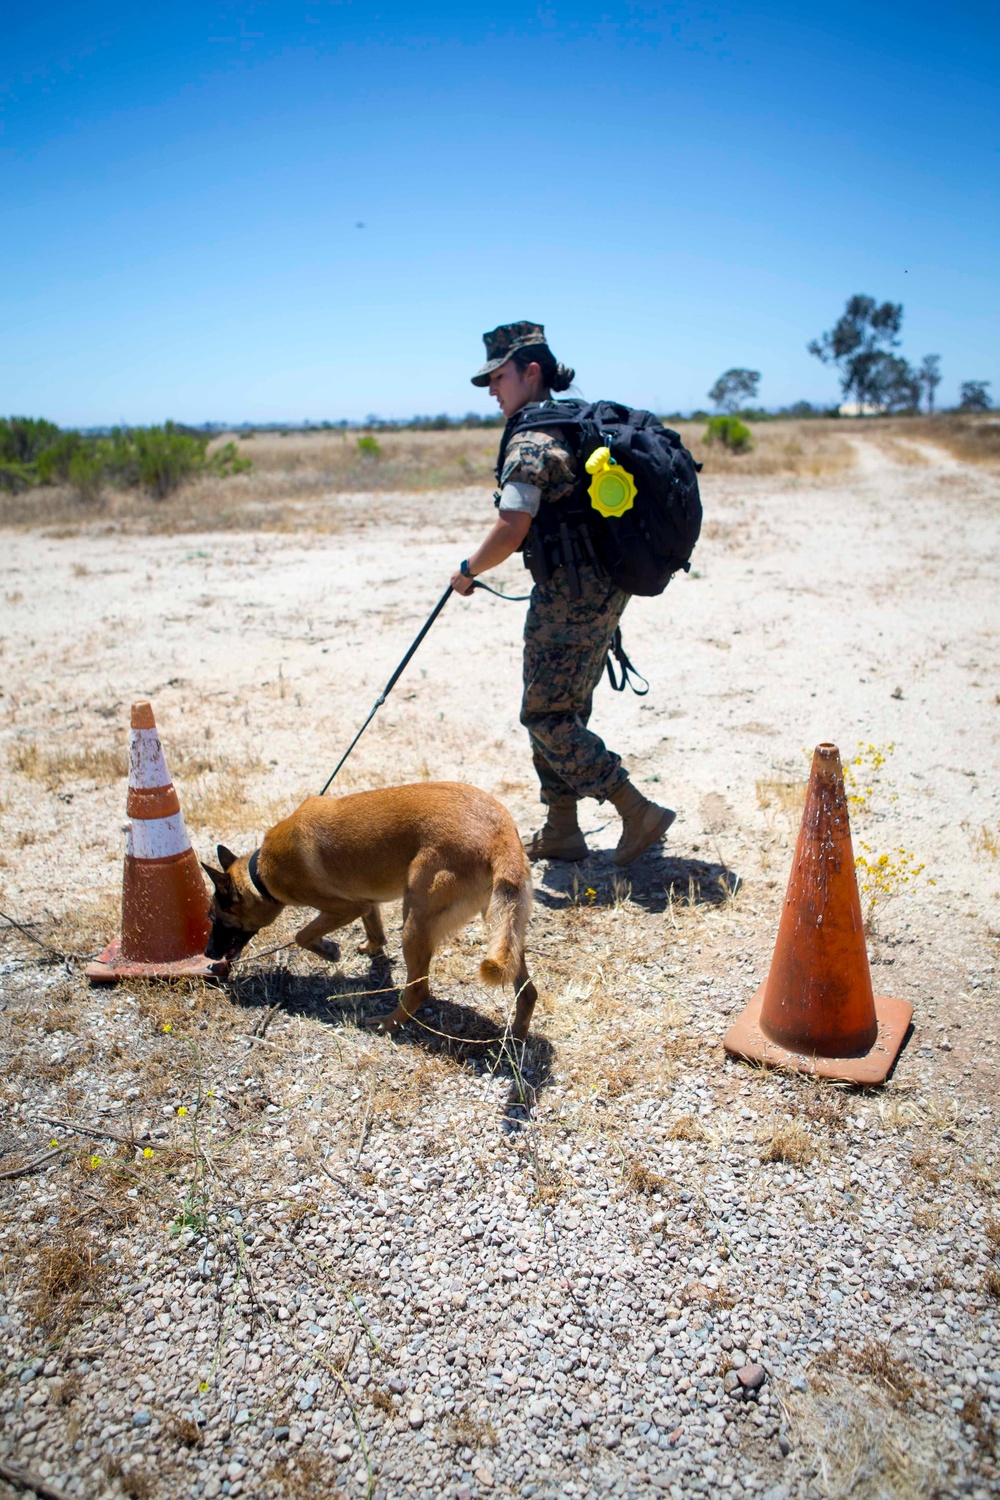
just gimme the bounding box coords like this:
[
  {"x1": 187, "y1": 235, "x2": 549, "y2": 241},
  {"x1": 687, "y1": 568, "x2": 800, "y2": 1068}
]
[
  {"x1": 295, "y1": 900, "x2": 376, "y2": 962},
  {"x1": 364, "y1": 913, "x2": 432, "y2": 1035},
  {"x1": 358, "y1": 904, "x2": 387, "y2": 956},
  {"x1": 511, "y1": 955, "x2": 538, "y2": 1042}
]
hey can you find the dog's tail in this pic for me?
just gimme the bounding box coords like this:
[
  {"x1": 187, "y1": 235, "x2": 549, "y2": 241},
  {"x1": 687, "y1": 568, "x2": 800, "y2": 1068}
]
[{"x1": 480, "y1": 856, "x2": 533, "y2": 988}]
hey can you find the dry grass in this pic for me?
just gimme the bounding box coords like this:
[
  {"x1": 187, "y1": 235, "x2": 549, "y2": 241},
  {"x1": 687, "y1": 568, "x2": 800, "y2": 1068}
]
[
  {"x1": 782, "y1": 1368, "x2": 938, "y2": 1498},
  {"x1": 883, "y1": 414, "x2": 1000, "y2": 467},
  {"x1": 872, "y1": 437, "x2": 929, "y2": 467},
  {"x1": 443, "y1": 1404, "x2": 497, "y2": 1449},
  {"x1": 265, "y1": 1449, "x2": 349, "y2": 1499},
  {"x1": 756, "y1": 776, "x2": 808, "y2": 815},
  {"x1": 667, "y1": 1114, "x2": 707, "y2": 1141},
  {"x1": 849, "y1": 1338, "x2": 919, "y2": 1405},
  {"x1": 0, "y1": 419, "x2": 860, "y2": 536},
  {"x1": 760, "y1": 1119, "x2": 815, "y2": 1165},
  {"x1": 27, "y1": 1226, "x2": 105, "y2": 1333},
  {"x1": 960, "y1": 1392, "x2": 998, "y2": 1459},
  {"x1": 674, "y1": 418, "x2": 856, "y2": 479},
  {"x1": 967, "y1": 821, "x2": 1000, "y2": 860},
  {"x1": 8, "y1": 741, "x2": 127, "y2": 788},
  {"x1": 624, "y1": 1157, "x2": 668, "y2": 1196},
  {"x1": 103, "y1": 1456, "x2": 156, "y2": 1499},
  {"x1": 185, "y1": 766, "x2": 293, "y2": 836}
]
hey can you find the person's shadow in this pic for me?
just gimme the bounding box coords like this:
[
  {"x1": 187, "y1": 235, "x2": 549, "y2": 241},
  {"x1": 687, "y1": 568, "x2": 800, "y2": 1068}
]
[
  {"x1": 532, "y1": 843, "x2": 741, "y2": 914},
  {"x1": 225, "y1": 948, "x2": 555, "y2": 1128}
]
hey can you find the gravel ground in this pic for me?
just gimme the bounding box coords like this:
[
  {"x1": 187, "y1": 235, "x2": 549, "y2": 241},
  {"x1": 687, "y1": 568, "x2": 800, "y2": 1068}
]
[{"x1": 2, "y1": 435, "x2": 999, "y2": 1499}]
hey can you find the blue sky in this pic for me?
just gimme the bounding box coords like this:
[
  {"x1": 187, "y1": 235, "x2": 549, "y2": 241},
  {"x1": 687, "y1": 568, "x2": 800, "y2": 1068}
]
[{"x1": 2, "y1": 2, "x2": 997, "y2": 424}]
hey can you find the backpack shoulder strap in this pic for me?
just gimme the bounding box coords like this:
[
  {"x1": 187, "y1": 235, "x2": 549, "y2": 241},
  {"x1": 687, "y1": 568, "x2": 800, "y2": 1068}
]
[{"x1": 495, "y1": 400, "x2": 593, "y2": 482}]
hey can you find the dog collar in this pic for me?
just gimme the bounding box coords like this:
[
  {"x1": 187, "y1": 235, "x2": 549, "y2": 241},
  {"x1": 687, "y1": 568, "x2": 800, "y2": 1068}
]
[{"x1": 247, "y1": 849, "x2": 276, "y2": 903}]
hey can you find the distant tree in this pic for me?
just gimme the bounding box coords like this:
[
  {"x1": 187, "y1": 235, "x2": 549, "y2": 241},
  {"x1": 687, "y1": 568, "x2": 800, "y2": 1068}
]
[
  {"x1": 959, "y1": 380, "x2": 992, "y2": 412},
  {"x1": 708, "y1": 368, "x2": 761, "y2": 413},
  {"x1": 918, "y1": 355, "x2": 942, "y2": 414},
  {"x1": 808, "y1": 295, "x2": 904, "y2": 407},
  {"x1": 865, "y1": 354, "x2": 921, "y2": 412}
]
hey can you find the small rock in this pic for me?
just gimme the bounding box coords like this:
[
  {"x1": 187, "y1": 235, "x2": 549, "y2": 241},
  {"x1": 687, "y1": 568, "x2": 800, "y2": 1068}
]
[
  {"x1": 298, "y1": 1394, "x2": 313, "y2": 1411},
  {"x1": 234, "y1": 1409, "x2": 250, "y2": 1425},
  {"x1": 604, "y1": 1428, "x2": 621, "y2": 1449},
  {"x1": 19, "y1": 1369, "x2": 36, "y2": 1384},
  {"x1": 388, "y1": 1376, "x2": 406, "y2": 1395},
  {"x1": 333, "y1": 1442, "x2": 352, "y2": 1462},
  {"x1": 723, "y1": 1370, "x2": 741, "y2": 1395},
  {"x1": 514, "y1": 1255, "x2": 531, "y2": 1275},
  {"x1": 273, "y1": 1426, "x2": 290, "y2": 1441},
  {"x1": 474, "y1": 1466, "x2": 494, "y2": 1488},
  {"x1": 737, "y1": 1364, "x2": 767, "y2": 1392},
  {"x1": 132, "y1": 1409, "x2": 152, "y2": 1428},
  {"x1": 408, "y1": 1406, "x2": 424, "y2": 1429}
]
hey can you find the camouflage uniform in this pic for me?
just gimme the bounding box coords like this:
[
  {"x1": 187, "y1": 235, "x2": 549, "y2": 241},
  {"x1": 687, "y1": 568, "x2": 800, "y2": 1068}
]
[{"x1": 502, "y1": 430, "x2": 631, "y2": 806}]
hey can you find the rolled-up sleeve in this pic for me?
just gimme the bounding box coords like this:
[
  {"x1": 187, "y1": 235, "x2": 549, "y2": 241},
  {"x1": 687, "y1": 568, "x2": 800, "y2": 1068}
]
[
  {"x1": 497, "y1": 480, "x2": 541, "y2": 517},
  {"x1": 500, "y1": 430, "x2": 578, "y2": 508}
]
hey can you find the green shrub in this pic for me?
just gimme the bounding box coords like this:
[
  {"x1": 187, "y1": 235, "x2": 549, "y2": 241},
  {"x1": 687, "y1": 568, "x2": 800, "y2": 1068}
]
[
  {"x1": 67, "y1": 446, "x2": 107, "y2": 503},
  {"x1": 206, "y1": 440, "x2": 253, "y2": 479},
  {"x1": 357, "y1": 434, "x2": 381, "y2": 456},
  {"x1": 704, "y1": 415, "x2": 753, "y2": 453},
  {"x1": 0, "y1": 416, "x2": 254, "y2": 500},
  {"x1": 0, "y1": 417, "x2": 61, "y2": 465}
]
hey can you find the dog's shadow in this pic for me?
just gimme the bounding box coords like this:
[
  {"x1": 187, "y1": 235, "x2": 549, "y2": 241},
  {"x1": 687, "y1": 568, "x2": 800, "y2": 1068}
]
[
  {"x1": 533, "y1": 845, "x2": 741, "y2": 913},
  {"x1": 226, "y1": 951, "x2": 554, "y2": 1129}
]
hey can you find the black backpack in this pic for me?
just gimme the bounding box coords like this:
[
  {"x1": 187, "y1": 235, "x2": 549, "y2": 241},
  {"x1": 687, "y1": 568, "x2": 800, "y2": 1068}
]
[{"x1": 497, "y1": 398, "x2": 702, "y2": 597}]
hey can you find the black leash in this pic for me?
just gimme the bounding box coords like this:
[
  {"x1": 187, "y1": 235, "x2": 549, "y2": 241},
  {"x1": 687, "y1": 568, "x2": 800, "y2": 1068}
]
[
  {"x1": 319, "y1": 584, "x2": 455, "y2": 794},
  {"x1": 318, "y1": 579, "x2": 529, "y2": 795},
  {"x1": 318, "y1": 573, "x2": 642, "y2": 796},
  {"x1": 605, "y1": 626, "x2": 649, "y2": 695}
]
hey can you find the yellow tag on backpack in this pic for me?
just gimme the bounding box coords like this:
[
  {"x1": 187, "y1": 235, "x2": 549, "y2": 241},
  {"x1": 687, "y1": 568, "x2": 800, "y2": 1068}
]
[{"x1": 585, "y1": 446, "x2": 637, "y2": 518}]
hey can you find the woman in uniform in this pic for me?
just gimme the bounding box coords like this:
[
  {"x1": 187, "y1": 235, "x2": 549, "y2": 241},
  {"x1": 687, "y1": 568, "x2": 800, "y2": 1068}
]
[{"x1": 449, "y1": 321, "x2": 674, "y2": 867}]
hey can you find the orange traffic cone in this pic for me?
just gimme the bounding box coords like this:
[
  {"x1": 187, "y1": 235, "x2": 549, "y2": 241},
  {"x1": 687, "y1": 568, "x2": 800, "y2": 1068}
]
[
  {"x1": 724, "y1": 742, "x2": 912, "y2": 1084},
  {"x1": 86, "y1": 701, "x2": 227, "y2": 983}
]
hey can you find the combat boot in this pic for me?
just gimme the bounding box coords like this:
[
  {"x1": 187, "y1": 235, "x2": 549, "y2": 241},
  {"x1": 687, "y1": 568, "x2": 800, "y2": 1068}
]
[
  {"x1": 608, "y1": 779, "x2": 675, "y2": 866},
  {"x1": 522, "y1": 799, "x2": 588, "y2": 862}
]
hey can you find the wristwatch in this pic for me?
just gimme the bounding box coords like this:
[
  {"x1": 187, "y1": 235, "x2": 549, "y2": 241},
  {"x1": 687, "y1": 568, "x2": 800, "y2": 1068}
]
[{"x1": 460, "y1": 559, "x2": 475, "y2": 579}]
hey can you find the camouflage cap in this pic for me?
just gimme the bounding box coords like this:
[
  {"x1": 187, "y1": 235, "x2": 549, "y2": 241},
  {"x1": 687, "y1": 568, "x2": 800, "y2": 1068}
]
[{"x1": 471, "y1": 321, "x2": 549, "y2": 387}]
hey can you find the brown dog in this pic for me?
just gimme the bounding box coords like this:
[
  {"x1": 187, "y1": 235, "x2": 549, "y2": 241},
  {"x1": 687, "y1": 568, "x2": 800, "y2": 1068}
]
[{"x1": 201, "y1": 782, "x2": 538, "y2": 1039}]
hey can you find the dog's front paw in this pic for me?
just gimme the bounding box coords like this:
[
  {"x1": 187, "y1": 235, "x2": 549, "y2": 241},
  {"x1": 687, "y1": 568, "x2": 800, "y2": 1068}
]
[
  {"x1": 363, "y1": 1008, "x2": 405, "y2": 1035},
  {"x1": 309, "y1": 938, "x2": 341, "y2": 962},
  {"x1": 357, "y1": 939, "x2": 385, "y2": 957}
]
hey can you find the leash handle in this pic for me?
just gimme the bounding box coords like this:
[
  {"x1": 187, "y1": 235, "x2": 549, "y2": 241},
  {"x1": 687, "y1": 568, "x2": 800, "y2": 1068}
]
[
  {"x1": 319, "y1": 585, "x2": 454, "y2": 796},
  {"x1": 605, "y1": 626, "x2": 649, "y2": 696}
]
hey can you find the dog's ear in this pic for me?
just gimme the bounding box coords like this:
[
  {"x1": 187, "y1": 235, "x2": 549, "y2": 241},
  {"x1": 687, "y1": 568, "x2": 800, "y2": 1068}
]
[
  {"x1": 201, "y1": 862, "x2": 234, "y2": 902},
  {"x1": 217, "y1": 844, "x2": 237, "y2": 872}
]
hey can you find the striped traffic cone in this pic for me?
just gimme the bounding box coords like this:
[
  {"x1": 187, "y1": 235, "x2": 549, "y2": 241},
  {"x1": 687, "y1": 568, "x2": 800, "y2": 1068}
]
[{"x1": 86, "y1": 701, "x2": 228, "y2": 982}]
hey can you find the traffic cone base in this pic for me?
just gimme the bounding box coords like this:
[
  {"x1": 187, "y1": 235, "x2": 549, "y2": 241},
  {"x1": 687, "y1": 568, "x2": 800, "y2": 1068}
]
[
  {"x1": 724, "y1": 983, "x2": 913, "y2": 1085},
  {"x1": 86, "y1": 938, "x2": 228, "y2": 983},
  {"x1": 86, "y1": 699, "x2": 228, "y2": 985}
]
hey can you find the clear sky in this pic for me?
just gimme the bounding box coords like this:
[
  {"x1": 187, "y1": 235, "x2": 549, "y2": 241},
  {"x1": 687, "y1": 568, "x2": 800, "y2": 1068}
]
[{"x1": 2, "y1": 2, "x2": 997, "y2": 424}]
